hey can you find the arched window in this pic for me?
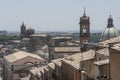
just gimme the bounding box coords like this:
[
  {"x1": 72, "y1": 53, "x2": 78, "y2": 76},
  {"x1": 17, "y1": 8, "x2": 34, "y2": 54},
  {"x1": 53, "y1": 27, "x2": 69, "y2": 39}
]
[{"x1": 83, "y1": 26, "x2": 87, "y2": 34}]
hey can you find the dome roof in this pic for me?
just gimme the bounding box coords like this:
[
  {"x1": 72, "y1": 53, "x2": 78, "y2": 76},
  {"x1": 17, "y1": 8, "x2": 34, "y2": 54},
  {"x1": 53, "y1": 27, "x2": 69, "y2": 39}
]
[
  {"x1": 101, "y1": 15, "x2": 119, "y2": 41},
  {"x1": 101, "y1": 27, "x2": 119, "y2": 40}
]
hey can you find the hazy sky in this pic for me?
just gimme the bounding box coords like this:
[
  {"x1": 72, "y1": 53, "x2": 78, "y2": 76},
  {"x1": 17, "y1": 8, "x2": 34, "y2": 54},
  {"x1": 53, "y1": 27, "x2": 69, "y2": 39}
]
[{"x1": 0, "y1": 0, "x2": 119, "y2": 32}]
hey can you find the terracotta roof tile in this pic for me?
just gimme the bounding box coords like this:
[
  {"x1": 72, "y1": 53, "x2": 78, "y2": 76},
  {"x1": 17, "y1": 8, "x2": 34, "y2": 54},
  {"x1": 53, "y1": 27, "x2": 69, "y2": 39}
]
[{"x1": 5, "y1": 51, "x2": 45, "y2": 63}]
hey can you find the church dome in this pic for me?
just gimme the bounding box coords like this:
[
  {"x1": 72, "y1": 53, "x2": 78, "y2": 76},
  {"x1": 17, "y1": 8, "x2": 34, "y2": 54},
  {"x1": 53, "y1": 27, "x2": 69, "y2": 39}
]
[{"x1": 101, "y1": 15, "x2": 119, "y2": 41}]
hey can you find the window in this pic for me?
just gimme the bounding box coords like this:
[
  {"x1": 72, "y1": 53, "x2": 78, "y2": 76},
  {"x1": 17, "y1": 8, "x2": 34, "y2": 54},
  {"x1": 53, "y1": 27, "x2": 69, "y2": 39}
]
[{"x1": 83, "y1": 26, "x2": 87, "y2": 34}]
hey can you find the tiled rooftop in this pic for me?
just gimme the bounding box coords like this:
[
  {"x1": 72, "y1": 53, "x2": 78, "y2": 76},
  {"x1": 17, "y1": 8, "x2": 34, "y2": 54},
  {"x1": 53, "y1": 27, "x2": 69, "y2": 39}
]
[
  {"x1": 22, "y1": 38, "x2": 30, "y2": 41},
  {"x1": 98, "y1": 36, "x2": 120, "y2": 47},
  {"x1": 93, "y1": 59, "x2": 109, "y2": 66},
  {"x1": 111, "y1": 43, "x2": 120, "y2": 51},
  {"x1": 96, "y1": 48, "x2": 109, "y2": 56},
  {"x1": 54, "y1": 47, "x2": 80, "y2": 53},
  {"x1": 48, "y1": 62, "x2": 55, "y2": 70},
  {"x1": 62, "y1": 50, "x2": 95, "y2": 70},
  {"x1": 44, "y1": 66, "x2": 49, "y2": 72},
  {"x1": 9, "y1": 40, "x2": 21, "y2": 43},
  {"x1": 5, "y1": 51, "x2": 45, "y2": 63},
  {"x1": 52, "y1": 36, "x2": 72, "y2": 40},
  {"x1": 52, "y1": 58, "x2": 62, "y2": 67},
  {"x1": 30, "y1": 34, "x2": 48, "y2": 37},
  {"x1": 30, "y1": 67, "x2": 41, "y2": 75},
  {"x1": 30, "y1": 66, "x2": 46, "y2": 76}
]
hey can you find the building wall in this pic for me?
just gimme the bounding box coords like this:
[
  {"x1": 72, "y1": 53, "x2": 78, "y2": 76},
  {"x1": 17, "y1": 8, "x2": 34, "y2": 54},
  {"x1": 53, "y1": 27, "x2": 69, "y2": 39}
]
[
  {"x1": 4, "y1": 63, "x2": 13, "y2": 80},
  {"x1": 82, "y1": 56, "x2": 109, "y2": 80},
  {"x1": 92, "y1": 64, "x2": 99, "y2": 80},
  {"x1": 29, "y1": 36, "x2": 47, "y2": 51},
  {"x1": 110, "y1": 49, "x2": 120, "y2": 80},
  {"x1": 21, "y1": 39, "x2": 30, "y2": 49},
  {"x1": 44, "y1": 69, "x2": 49, "y2": 80},
  {"x1": 93, "y1": 64, "x2": 110, "y2": 80},
  {"x1": 49, "y1": 47, "x2": 54, "y2": 60},
  {"x1": 100, "y1": 64, "x2": 110, "y2": 78},
  {"x1": 95, "y1": 52, "x2": 109, "y2": 61},
  {"x1": 61, "y1": 61, "x2": 81, "y2": 80},
  {"x1": 12, "y1": 56, "x2": 44, "y2": 65},
  {"x1": 82, "y1": 59, "x2": 98, "y2": 79},
  {"x1": 54, "y1": 64, "x2": 61, "y2": 80},
  {"x1": 48, "y1": 68, "x2": 53, "y2": 80}
]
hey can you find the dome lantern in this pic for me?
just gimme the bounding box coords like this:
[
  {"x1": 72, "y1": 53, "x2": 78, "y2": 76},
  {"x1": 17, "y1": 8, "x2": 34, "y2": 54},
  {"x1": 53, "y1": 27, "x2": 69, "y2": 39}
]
[{"x1": 107, "y1": 15, "x2": 113, "y2": 28}]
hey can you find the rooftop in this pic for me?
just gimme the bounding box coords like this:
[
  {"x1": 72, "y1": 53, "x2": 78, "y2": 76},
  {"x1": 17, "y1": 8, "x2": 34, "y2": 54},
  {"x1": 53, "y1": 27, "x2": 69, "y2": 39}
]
[
  {"x1": 30, "y1": 34, "x2": 48, "y2": 37},
  {"x1": 111, "y1": 43, "x2": 120, "y2": 51},
  {"x1": 52, "y1": 36, "x2": 72, "y2": 40},
  {"x1": 52, "y1": 58, "x2": 62, "y2": 67},
  {"x1": 98, "y1": 36, "x2": 120, "y2": 47},
  {"x1": 22, "y1": 38, "x2": 30, "y2": 41},
  {"x1": 101, "y1": 15, "x2": 119, "y2": 40},
  {"x1": 54, "y1": 47, "x2": 80, "y2": 53},
  {"x1": 30, "y1": 66, "x2": 45, "y2": 76},
  {"x1": 9, "y1": 40, "x2": 21, "y2": 43},
  {"x1": 48, "y1": 62, "x2": 55, "y2": 70},
  {"x1": 96, "y1": 48, "x2": 109, "y2": 56},
  {"x1": 44, "y1": 66, "x2": 49, "y2": 72},
  {"x1": 5, "y1": 51, "x2": 45, "y2": 63},
  {"x1": 93, "y1": 59, "x2": 109, "y2": 66},
  {"x1": 62, "y1": 50, "x2": 95, "y2": 70},
  {"x1": 30, "y1": 67, "x2": 41, "y2": 76}
]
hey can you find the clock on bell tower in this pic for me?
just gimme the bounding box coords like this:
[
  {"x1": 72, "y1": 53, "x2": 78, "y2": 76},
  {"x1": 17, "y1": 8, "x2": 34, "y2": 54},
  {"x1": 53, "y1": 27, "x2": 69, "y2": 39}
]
[{"x1": 79, "y1": 8, "x2": 90, "y2": 46}]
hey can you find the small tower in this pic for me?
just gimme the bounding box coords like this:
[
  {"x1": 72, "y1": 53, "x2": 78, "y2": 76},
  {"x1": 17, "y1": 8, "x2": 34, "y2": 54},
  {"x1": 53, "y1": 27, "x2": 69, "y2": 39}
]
[
  {"x1": 79, "y1": 8, "x2": 90, "y2": 46},
  {"x1": 20, "y1": 22, "x2": 26, "y2": 38},
  {"x1": 26, "y1": 27, "x2": 35, "y2": 38}
]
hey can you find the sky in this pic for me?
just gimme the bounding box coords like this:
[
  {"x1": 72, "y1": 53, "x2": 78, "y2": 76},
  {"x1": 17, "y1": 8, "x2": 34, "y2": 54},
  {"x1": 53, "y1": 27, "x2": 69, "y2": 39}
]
[{"x1": 0, "y1": 0, "x2": 120, "y2": 32}]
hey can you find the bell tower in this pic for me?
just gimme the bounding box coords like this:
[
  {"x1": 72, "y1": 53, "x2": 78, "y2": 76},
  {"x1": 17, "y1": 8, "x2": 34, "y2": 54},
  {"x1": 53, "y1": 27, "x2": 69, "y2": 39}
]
[
  {"x1": 20, "y1": 22, "x2": 26, "y2": 38},
  {"x1": 79, "y1": 8, "x2": 90, "y2": 46}
]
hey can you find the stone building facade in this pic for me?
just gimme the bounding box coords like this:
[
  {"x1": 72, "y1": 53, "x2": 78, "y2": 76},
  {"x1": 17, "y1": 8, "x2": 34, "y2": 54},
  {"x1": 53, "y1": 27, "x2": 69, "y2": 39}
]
[
  {"x1": 109, "y1": 43, "x2": 120, "y2": 80},
  {"x1": 61, "y1": 60, "x2": 81, "y2": 80}
]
